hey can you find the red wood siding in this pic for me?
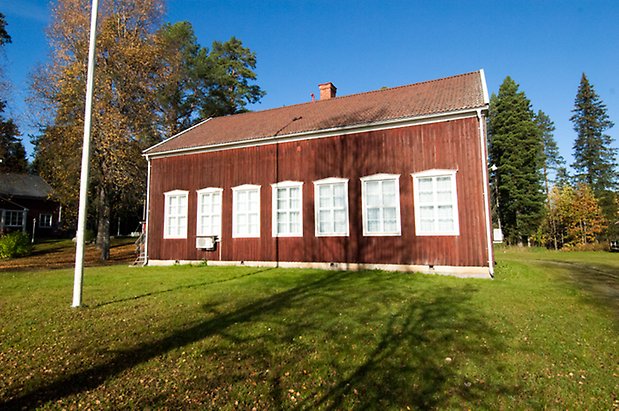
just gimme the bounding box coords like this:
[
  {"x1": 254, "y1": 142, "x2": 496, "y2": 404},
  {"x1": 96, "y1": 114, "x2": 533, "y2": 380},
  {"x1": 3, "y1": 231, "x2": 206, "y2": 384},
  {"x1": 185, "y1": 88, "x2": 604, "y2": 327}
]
[{"x1": 147, "y1": 117, "x2": 489, "y2": 267}]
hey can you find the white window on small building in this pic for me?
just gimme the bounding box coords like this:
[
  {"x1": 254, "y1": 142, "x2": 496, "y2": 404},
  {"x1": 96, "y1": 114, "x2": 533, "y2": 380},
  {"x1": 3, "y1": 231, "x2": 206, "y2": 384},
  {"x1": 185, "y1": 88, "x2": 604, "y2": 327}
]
[
  {"x1": 232, "y1": 184, "x2": 261, "y2": 238},
  {"x1": 39, "y1": 213, "x2": 53, "y2": 228},
  {"x1": 5, "y1": 210, "x2": 24, "y2": 227},
  {"x1": 196, "y1": 188, "x2": 222, "y2": 237},
  {"x1": 272, "y1": 181, "x2": 303, "y2": 237},
  {"x1": 314, "y1": 177, "x2": 349, "y2": 237},
  {"x1": 361, "y1": 174, "x2": 401, "y2": 236},
  {"x1": 412, "y1": 170, "x2": 460, "y2": 236},
  {"x1": 163, "y1": 190, "x2": 188, "y2": 239}
]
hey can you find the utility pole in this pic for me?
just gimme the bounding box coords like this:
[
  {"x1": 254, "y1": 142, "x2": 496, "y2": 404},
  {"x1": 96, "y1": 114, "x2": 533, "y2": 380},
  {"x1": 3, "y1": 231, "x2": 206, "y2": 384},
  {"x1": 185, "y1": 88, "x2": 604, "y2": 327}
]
[{"x1": 73, "y1": 0, "x2": 100, "y2": 308}]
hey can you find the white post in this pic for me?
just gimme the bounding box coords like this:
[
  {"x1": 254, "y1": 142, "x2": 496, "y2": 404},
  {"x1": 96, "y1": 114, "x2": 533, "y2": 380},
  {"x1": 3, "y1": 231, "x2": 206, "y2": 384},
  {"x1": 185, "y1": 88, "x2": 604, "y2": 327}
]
[
  {"x1": 32, "y1": 218, "x2": 36, "y2": 243},
  {"x1": 73, "y1": 0, "x2": 100, "y2": 308}
]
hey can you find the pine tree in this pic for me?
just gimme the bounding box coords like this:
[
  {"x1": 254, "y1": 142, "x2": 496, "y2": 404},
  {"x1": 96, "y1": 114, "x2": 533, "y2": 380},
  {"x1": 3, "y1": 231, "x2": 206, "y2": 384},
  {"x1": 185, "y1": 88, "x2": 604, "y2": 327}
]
[
  {"x1": 155, "y1": 24, "x2": 265, "y2": 137},
  {"x1": 0, "y1": 12, "x2": 27, "y2": 173},
  {"x1": 0, "y1": 12, "x2": 11, "y2": 45},
  {"x1": 0, "y1": 105, "x2": 27, "y2": 173},
  {"x1": 488, "y1": 76, "x2": 545, "y2": 245}
]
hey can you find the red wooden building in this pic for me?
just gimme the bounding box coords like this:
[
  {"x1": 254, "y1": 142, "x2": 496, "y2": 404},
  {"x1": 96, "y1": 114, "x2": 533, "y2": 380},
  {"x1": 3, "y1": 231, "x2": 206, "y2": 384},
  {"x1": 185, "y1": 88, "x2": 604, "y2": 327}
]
[
  {"x1": 143, "y1": 71, "x2": 494, "y2": 277},
  {"x1": 0, "y1": 173, "x2": 61, "y2": 237}
]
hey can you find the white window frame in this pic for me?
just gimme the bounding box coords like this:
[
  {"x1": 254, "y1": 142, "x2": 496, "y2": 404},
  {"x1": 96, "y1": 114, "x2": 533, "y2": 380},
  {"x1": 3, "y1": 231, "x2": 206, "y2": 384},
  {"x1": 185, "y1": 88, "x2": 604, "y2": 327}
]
[
  {"x1": 412, "y1": 169, "x2": 460, "y2": 236},
  {"x1": 196, "y1": 187, "x2": 223, "y2": 237},
  {"x1": 232, "y1": 184, "x2": 261, "y2": 238},
  {"x1": 313, "y1": 177, "x2": 349, "y2": 237},
  {"x1": 360, "y1": 174, "x2": 402, "y2": 236},
  {"x1": 5, "y1": 210, "x2": 25, "y2": 227},
  {"x1": 271, "y1": 181, "x2": 303, "y2": 237},
  {"x1": 163, "y1": 189, "x2": 189, "y2": 239},
  {"x1": 39, "y1": 213, "x2": 53, "y2": 228}
]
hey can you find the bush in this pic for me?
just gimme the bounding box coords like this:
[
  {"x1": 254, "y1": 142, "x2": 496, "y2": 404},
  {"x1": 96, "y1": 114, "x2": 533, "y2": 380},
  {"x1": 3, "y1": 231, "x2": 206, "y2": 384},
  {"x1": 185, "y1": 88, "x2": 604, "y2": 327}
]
[{"x1": 0, "y1": 231, "x2": 33, "y2": 259}]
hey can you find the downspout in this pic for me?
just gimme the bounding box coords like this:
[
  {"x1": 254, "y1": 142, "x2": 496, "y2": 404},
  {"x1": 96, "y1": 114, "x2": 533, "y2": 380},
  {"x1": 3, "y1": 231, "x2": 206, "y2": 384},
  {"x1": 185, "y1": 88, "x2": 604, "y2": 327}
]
[
  {"x1": 477, "y1": 108, "x2": 494, "y2": 277},
  {"x1": 144, "y1": 155, "x2": 152, "y2": 266}
]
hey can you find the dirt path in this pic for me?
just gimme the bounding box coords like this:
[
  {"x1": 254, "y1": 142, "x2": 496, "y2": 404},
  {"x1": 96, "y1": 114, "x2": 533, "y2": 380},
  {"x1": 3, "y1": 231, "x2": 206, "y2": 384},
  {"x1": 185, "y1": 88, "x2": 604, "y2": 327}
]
[{"x1": 0, "y1": 241, "x2": 136, "y2": 272}]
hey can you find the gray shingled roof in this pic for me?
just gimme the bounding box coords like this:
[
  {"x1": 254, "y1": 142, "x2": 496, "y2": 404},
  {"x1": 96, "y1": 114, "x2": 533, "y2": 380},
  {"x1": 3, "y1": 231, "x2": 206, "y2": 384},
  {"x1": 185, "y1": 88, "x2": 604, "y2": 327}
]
[
  {"x1": 145, "y1": 70, "x2": 488, "y2": 156},
  {"x1": 0, "y1": 173, "x2": 53, "y2": 199}
]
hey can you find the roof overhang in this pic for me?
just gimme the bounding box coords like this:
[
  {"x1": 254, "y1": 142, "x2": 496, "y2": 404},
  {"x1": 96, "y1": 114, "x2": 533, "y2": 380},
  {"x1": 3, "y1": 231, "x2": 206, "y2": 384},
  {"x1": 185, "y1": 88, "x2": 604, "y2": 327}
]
[{"x1": 144, "y1": 105, "x2": 488, "y2": 160}]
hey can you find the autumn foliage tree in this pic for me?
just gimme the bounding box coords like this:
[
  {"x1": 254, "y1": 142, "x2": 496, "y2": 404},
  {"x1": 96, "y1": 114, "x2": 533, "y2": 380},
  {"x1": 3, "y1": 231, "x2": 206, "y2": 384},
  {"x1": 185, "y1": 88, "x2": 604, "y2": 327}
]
[
  {"x1": 30, "y1": 0, "x2": 265, "y2": 260},
  {"x1": 31, "y1": 0, "x2": 166, "y2": 259},
  {"x1": 541, "y1": 183, "x2": 606, "y2": 249}
]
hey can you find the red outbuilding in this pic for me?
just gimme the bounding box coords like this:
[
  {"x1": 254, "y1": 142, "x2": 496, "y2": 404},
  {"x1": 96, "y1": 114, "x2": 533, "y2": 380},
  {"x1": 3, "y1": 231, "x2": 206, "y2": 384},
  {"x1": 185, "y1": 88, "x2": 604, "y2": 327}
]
[{"x1": 143, "y1": 70, "x2": 494, "y2": 277}]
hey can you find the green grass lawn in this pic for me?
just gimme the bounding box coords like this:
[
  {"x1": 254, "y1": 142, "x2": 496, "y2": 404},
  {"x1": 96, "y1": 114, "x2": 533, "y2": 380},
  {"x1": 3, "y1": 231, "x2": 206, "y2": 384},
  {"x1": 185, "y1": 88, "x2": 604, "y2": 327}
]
[{"x1": 1, "y1": 249, "x2": 617, "y2": 409}]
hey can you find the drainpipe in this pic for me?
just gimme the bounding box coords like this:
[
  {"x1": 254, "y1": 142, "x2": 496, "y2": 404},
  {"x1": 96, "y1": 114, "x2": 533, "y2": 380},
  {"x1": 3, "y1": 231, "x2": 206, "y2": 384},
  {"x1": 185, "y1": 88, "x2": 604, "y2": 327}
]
[
  {"x1": 477, "y1": 108, "x2": 494, "y2": 277},
  {"x1": 144, "y1": 155, "x2": 152, "y2": 265}
]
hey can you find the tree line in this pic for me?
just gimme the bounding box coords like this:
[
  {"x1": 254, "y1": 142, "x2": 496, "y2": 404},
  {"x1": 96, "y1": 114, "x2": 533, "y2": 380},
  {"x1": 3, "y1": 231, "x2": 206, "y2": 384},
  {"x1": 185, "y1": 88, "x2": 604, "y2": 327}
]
[
  {"x1": 1, "y1": 0, "x2": 265, "y2": 260},
  {"x1": 489, "y1": 74, "x2": 617, "y2": 249}
]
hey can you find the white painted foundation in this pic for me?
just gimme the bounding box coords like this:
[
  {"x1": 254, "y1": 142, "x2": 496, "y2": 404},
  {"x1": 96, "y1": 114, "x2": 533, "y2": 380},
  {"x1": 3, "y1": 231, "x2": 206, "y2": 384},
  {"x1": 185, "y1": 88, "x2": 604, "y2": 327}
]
[{"x1": 147, "y1": 259, "x2": 492, "y2": 279}]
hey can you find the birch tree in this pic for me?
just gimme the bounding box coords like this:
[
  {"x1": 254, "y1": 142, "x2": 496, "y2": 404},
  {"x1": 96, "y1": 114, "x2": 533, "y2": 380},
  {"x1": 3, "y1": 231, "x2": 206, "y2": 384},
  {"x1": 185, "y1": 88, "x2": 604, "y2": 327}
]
[{"x1": 31, "y1": 0, "x2": 165, "y2": 259}]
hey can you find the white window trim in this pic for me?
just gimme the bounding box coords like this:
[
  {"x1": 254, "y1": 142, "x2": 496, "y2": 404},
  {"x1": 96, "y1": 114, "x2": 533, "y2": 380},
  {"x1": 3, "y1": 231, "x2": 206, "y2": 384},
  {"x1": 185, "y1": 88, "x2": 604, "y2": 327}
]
[
  {"x1": 163, "y1": 189, "x2": 189, "y2": 239},
  {"x1": 196, "y1": 187, "x2": 223, "y2": 237},
  {"x1": 360, "y1": 173, "x2": 402, "y2": 236},
  {"x1": 313, "y1": 177, "x2": 349, "y2": 237},
  {"x1": 39, "y1": 213, "x2": 53, "y2": 228},
  {"x1": 271, "y1": 181, "x2": 303, "y2": 237},
  {"x1": 412, "y1": 169, "x2": 460, "y2": 236},
  {"x1": 4, "y1": 210, "x2": 25, "y2": 227},
  {"x1": 232, "y1": 184, "x2": 261, "y2": 238}
]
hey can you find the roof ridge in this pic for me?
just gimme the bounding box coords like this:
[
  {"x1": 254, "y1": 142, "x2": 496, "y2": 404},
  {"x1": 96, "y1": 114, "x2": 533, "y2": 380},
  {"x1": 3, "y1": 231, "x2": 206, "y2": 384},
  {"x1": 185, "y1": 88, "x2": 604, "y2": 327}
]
[
  {"x1": 205, "y1": 70, "x2": 481, "y2": 122},
  {"x1": 331, "y1": 70, "x2": 481, "y2": 100}
]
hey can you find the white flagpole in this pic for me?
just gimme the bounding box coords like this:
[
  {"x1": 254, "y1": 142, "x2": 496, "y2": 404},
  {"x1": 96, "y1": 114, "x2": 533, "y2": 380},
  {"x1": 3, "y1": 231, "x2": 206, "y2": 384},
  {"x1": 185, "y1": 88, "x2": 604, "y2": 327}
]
[{"x1": 73, "y1": 0, "x2": 100, "y2": 308}]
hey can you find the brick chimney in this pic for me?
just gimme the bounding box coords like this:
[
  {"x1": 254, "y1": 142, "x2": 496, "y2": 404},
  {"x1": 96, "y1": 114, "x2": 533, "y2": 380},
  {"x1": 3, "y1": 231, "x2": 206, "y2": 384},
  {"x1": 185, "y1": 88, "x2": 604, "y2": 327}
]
[{"x1": 319, "y1": 82, "x2": 337, "y2": 100}]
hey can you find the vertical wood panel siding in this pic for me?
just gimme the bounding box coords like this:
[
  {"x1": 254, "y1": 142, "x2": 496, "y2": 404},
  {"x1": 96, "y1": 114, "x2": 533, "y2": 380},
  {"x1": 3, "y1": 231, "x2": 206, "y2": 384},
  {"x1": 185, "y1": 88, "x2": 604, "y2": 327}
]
[{"x1": 148, "y1": 117, "x2": 489, "y2": 267}]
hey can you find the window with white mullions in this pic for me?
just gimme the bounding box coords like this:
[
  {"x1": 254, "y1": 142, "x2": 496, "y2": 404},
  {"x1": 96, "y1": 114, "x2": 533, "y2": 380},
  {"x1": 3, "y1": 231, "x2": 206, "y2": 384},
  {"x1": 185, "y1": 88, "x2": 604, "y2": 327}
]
[
  {"x1": 412, "y1": 170, "x2": 459, "y2": 236},
  {"x1": 272, "y1": 181, "x2": 303, "y2": 237},
  {"x1": 39, "y1": 213, "x2": 53, "y2": 228},
  {"x1": 233, "y1": 184, "x2": 261, "y2": 238},
  {"x1": 5, "y1": 210, "x2": 24, "y2": 227},
  {"x1": 163, "y1": 190, "x2": 188, "y2": 239},
  {"x1": 197, "y1": 188, "x2": 222, "y2": 237},
  {"x1": 361, "y1": 174, "x2": 401, "y2": 236},
  {"x1": 314, "y1": 177, "x2": 349, "y2": 236}
]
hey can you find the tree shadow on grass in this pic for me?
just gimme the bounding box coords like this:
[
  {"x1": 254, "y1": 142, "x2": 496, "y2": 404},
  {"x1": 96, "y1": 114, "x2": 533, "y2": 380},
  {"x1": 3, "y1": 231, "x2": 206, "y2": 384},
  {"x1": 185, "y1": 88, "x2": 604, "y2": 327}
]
[
  {"x1": 92, "y1": 268, "x2": 273, "y2": 308},
  {"x1": 1, "y1": 270, "x2": 515, "y2": 409},
  {"x1": 537, "y1": 259, "x2": 619, "y2": 323}
]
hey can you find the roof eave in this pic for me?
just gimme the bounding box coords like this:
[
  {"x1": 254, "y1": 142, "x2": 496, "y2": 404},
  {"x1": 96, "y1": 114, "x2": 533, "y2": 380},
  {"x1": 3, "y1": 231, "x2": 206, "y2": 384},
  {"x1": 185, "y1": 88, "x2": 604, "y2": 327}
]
[
  {"x1": 142, "y1": 117, "x2": 213, "y2": 155},
  {"x1": 144, "y1": 105, "x2": 486, "y2": 160}
]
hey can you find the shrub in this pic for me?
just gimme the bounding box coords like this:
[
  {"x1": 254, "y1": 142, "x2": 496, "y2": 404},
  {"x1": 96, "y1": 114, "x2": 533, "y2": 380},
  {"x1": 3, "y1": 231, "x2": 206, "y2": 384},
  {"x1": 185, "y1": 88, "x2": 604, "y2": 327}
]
[{"x1": 0, "y1": 231, "x2": 33, "y2": 259}]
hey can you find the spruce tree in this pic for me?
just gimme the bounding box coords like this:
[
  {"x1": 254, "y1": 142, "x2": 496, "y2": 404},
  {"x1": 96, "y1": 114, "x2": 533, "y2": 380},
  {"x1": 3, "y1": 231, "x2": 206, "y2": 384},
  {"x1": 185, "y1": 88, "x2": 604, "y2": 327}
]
[
  {"x1": 488, "y1": 77, "x2": 545, "y2": 245},
  {"x1": 535, "y1": 110, "x2": 565, "y2": 197},
  {"x1": 571, "y1": 73, "x2": 616, "y2": 191},
  {"x1": 570, "y1": 73, "x2": 618, "y2": 237}
]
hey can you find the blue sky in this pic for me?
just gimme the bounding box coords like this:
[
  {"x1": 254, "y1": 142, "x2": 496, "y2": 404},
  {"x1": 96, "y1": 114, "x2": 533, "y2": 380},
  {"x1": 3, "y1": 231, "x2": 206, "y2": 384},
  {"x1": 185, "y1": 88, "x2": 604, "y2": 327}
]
[{"x1": 1, "y1": 0, "x2": 618, "y2": 168}]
